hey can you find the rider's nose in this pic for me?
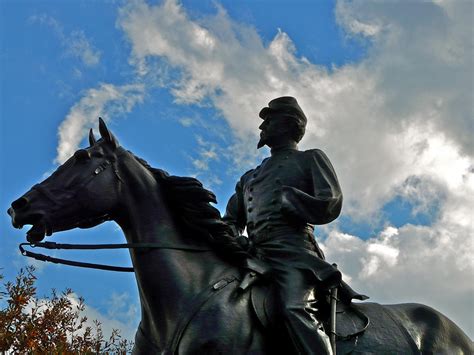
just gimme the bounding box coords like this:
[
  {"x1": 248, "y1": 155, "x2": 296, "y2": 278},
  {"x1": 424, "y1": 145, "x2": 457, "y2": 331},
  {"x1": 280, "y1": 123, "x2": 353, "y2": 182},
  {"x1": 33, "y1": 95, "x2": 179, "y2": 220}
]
[{"x1": 11, "y1": 196, "x2": 29, "y2": 211}]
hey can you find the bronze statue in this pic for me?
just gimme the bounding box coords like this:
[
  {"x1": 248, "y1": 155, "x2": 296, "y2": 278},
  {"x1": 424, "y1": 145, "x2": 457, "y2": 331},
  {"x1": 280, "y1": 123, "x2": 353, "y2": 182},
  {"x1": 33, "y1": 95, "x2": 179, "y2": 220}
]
[
  {"x1": 224, "y1": 96, "x2": 351, "y2": 354},
  {"x1": 8, "y1": 118, "x2": 472, "y2": 354}
]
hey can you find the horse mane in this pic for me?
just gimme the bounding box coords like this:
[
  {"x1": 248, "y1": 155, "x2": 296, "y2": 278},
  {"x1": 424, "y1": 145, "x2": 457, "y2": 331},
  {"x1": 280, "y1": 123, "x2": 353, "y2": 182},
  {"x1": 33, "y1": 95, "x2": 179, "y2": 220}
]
[{"x1": 131, "y1": 153, "x2": 237, "y2": 251}]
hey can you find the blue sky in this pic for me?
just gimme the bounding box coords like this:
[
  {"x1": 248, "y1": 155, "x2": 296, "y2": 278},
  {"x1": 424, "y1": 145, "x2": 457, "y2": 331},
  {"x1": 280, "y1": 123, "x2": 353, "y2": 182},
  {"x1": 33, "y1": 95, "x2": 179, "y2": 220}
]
[{"x1": 1, "y1": 0, "x2": 472, "y2": 341}]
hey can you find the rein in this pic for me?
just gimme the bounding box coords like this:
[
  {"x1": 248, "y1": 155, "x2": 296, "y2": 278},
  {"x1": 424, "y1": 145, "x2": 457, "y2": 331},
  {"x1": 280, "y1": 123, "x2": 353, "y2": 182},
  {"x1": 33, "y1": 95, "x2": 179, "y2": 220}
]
[{"x1": 19, "y1": 241, "x2": 211, "y2": 272}]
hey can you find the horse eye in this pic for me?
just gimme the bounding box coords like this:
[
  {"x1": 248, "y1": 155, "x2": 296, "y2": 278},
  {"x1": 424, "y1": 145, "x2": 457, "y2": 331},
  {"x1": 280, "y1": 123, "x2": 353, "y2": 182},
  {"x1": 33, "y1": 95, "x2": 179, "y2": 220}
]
[{"x1": 74, "y1": 149, "x2": 91, "y2": 161}]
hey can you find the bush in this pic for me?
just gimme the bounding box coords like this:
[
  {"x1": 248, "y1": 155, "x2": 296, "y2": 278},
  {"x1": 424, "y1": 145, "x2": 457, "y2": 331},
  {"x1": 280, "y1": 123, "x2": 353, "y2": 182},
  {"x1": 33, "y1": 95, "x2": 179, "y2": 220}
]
[{"x1": 0, "y1": 266, "x2": 133, "y2": 354}]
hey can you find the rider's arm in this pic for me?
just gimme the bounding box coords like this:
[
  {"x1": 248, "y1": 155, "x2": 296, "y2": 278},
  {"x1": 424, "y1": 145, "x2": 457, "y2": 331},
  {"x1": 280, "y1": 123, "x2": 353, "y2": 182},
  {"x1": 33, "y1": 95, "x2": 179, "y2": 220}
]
[
  {"x1": 223, "y1": 179, "x2": 247, "y2": 238},
  {"x1": 280, "y1": 149, "x2": 343, "y2": 225},
  {"x1": 222, "y1": 178, "x2": 269, "y2": 276}
]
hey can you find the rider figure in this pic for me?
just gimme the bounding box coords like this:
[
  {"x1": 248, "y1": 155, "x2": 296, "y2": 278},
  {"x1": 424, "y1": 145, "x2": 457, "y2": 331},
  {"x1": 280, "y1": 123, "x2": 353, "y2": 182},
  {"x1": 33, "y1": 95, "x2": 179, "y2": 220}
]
[{"x1": 223, "y1": 96, "x2": 342, "y2": 354}]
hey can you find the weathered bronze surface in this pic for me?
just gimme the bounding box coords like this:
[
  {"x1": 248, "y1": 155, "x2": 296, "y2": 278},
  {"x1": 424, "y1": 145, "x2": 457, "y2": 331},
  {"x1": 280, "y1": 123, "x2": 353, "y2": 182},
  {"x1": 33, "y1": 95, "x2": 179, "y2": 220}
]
[
  {"x1": 225, "y1": 96, "x2": 349, "y2": 354},
  {"x1": 8, "y1": 117, "x2": 472, "y2": 354}
]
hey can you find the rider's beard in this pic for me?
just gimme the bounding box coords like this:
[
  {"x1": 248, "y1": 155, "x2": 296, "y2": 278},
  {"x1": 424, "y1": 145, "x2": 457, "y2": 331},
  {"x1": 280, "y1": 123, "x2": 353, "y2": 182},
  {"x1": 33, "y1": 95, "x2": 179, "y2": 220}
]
[
  {"x1": 257, "y1": 130, "x2": 268, "y2": 149},
  {"x1": 257, "y1": 136, "x2": 266, "y2": 149}
]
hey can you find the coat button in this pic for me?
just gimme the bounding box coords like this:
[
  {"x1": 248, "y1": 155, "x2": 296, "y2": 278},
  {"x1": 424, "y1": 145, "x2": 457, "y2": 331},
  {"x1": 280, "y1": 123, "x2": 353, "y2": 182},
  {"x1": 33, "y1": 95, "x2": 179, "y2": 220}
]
[
  {"x1": 248, "y1": 196, "x2": 253, "y2": 202},
  {"x1": 247, "y1": 207, "x2": 253, "y2": 213},
  {"x1": 250, "y1": 187, "x2": 254, "y2": 192}
]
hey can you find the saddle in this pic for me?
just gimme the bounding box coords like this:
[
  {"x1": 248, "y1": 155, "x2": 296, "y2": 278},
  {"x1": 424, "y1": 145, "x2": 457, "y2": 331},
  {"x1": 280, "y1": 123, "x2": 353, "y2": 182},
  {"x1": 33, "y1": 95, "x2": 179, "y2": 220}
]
[
  {"x1": 248, "y1": 279, "x2": 370, "y2": 351},
  {"x1": 250, "y1": 281, "x2": 276, "y2": 330}
]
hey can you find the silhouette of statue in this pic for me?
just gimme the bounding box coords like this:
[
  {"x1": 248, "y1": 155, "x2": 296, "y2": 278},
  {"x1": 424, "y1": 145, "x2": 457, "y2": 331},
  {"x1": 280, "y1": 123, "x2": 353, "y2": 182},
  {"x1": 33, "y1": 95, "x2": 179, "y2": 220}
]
[
  {"x1": 224, "y1": 96, "x2": 345, "y2": 354},
  {"x1": 9, "y1": 117, "x2": 472, "y2": 354}
]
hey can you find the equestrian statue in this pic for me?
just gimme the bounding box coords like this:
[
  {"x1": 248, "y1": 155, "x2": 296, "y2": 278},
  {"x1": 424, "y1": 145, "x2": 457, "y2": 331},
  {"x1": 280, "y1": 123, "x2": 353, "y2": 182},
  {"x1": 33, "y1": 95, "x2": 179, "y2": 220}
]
[{"x1": 8, "y1": 100, "x2": 472, "y2": 354}]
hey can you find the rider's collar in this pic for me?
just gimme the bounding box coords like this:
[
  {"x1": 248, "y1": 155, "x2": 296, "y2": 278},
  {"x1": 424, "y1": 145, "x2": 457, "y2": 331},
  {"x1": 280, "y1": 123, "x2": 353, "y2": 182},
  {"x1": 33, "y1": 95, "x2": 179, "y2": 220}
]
[{"x1": 270, "y1": 142, "x2": 298, "y2": 155}]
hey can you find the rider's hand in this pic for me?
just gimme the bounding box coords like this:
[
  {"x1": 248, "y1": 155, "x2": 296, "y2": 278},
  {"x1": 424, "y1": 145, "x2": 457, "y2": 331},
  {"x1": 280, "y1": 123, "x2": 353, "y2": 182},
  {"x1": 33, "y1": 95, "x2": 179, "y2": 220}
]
[{"x1": 236, "y1": 235, "x2": 250, "y2": 249}]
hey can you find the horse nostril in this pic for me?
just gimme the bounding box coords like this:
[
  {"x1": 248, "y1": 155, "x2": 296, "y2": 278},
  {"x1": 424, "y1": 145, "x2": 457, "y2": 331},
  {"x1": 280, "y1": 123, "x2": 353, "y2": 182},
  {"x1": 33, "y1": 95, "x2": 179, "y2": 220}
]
[{"x1": 12, "y1": 197, "x2": 29, "y2": 210}]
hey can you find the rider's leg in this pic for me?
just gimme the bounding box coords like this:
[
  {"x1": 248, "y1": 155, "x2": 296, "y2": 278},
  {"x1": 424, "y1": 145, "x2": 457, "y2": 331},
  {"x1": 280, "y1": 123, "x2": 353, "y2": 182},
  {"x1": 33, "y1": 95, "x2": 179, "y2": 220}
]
[{"x1": 274, "y1": 268, "x2": 333, "y2": 355}]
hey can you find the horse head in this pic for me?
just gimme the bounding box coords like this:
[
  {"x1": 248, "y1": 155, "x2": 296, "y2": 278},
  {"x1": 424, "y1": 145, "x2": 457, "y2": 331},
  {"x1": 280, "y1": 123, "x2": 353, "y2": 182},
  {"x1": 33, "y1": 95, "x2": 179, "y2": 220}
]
[{"x1": 8, "y1": 118, "x2": 124, "y2": 243}]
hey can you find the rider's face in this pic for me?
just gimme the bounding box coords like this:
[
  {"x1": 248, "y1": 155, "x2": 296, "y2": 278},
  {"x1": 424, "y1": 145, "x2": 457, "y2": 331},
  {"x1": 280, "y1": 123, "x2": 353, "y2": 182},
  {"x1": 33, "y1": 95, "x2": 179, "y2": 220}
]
[{"x1": 258, "y1": 115, "x2": 293, "y2": 148}]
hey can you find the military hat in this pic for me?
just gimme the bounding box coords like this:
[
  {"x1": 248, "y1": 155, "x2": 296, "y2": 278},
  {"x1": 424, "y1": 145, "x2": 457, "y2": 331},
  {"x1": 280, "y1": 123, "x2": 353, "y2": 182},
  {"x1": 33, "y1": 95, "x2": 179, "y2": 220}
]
[{"x1": 259, "y1": 96, "x2": 307, "y2": 124}]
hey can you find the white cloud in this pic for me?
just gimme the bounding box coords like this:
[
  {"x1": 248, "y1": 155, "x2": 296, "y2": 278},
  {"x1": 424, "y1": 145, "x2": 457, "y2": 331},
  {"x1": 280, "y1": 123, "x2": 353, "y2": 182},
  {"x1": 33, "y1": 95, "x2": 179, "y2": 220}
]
[
  {"x1": 116, "y1": 0, "x2": 473, "y2": 216},
  {"x1": 66, "y1": 31, "x2": 101, "y2": 67},
  {"x1": 188, "y1": 135, "x2": 223, "y2": 188},
  {"x1": 116, "y1": 0, "x2": 473, "y2": 337},
  {"x1": 106, "y1": 292, "x2": 140, "y2": 329},
  {"x1": 67, "y1": 293, "x2": 137, "y2": 342},
  {"x1": 20, "y1": 292, "x2": 137, "y2": 346},
  {"x1": 28, "y1": 13, "x2": 62, "y2": 36},
  {"x1": 29, "y1": 14, "x2": 101, "y2": 67},
  {"x1": 118, "y1": 0, "x2": 284, "y2": 139},
  {"x1": 56, "y1": 83, "x2": 145, "y2": 163},
  {"x1": 335, "y1": 0, "x2": 473, "y2": 155},
  {"x1": 192, "y1": 158, "x2": 208, "y2": 171},
  {"x1": 323, "y1": 222, "x2": 473, "y2": 337},
  {"x1": 178, "y1": 117, "x2": 194, "y2": 127}
]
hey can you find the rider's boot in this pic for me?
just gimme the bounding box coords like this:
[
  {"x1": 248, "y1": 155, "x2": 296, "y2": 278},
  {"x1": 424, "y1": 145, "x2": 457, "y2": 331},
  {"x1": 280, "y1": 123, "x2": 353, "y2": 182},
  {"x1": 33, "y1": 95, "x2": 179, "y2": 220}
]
[{"x1": 282, "y1": 305, "x2": 333, "y2": 355}]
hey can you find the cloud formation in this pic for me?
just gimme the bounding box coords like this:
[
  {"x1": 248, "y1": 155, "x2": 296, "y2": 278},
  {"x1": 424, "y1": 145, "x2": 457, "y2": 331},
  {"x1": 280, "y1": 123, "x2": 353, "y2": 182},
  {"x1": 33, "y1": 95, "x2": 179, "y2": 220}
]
[
  {"x1": 322, "y1": 220, "x2": 473, "y2": 335},
  {"x1": 117, "y1": 0, "x2": 472, "y2": 216},
  {"x1": 22, "y1": 292, "x2": 137, "y2": 344},
  {"x1": 189, "y1": 135, "x2": 223, "y2": 188},
  {"x1": 56, "y1": 83, "x2": 145, "y2": 163},
  {"x1": 336, "y1": 0, "x2": 473, "y2": 155},
  {"x1": 67, "y1": 293, "x2": 137, "y2": 342},
  {"x1": 29, "y1": 14, "x2": 102, "y2": 67},
  {"x1": 116, "y1": 0, "x2": 473, "y2": 336}
]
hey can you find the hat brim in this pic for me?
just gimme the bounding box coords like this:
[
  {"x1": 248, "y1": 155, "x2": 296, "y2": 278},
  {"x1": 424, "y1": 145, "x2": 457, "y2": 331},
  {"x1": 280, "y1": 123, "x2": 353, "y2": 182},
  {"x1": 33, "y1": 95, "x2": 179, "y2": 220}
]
[
  {"x1": 259, "y1": 107, "x2": 307, "y2": 122},
  {"x1": 259, "y1": 107, "x2": 276, "y2": 119}
]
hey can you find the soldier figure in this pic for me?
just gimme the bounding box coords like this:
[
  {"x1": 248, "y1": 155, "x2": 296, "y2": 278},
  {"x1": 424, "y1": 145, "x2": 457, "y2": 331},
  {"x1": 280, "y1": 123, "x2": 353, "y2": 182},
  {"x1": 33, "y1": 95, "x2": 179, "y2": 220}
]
[{"x1": 224, "y1": 96, "x2": 343, "y2": 354}]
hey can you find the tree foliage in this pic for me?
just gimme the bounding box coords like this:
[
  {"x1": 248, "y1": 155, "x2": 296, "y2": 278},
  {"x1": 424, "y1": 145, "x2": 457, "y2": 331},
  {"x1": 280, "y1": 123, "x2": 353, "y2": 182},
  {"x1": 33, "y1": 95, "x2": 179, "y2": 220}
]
[{"x1": 0, "y1": 267, "x2": 133, "y2": 353}]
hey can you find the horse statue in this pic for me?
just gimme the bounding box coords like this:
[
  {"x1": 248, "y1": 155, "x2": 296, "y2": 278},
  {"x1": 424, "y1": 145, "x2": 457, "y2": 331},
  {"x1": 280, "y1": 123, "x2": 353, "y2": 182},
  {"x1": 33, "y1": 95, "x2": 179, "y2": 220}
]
[{"x1": 8, "y1": 119, "x2": 472, "y2": 354}]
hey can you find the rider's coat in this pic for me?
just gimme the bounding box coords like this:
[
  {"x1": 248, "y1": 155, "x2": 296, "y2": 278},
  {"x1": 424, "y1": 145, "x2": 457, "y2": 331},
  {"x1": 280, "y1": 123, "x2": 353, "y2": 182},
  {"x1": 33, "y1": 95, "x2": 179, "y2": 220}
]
[{"x1": 224, "y1": 146, "x2": 343, "y2": 286}]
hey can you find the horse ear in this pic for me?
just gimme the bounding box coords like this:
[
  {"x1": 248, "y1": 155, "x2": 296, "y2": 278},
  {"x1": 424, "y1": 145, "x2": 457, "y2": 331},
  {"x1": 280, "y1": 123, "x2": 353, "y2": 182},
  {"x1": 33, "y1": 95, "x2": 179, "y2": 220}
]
[
  {"x1": 89, "y1": 128, "x2": 97, "y2": 146},
  {"x1": 98, "y1": 117, "x2": 119, "y2": 148}
]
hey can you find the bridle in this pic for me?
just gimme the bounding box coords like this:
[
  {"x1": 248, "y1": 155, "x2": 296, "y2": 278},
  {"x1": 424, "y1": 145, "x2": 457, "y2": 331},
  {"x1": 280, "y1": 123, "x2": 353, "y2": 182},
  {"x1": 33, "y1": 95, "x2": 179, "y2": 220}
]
[
  {"x1": 19, "y1": 151, "x2": 211, "y2": 272},
  {"x1": 19, "y1": 241, "x2": 211, "y2": 272}
]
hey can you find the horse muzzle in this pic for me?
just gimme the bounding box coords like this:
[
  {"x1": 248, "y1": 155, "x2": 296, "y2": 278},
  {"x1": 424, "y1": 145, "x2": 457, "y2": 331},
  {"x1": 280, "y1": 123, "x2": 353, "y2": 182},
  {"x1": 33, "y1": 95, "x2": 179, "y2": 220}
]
[
  {"x1": 8, "y1": 196, "x2": 31, "y2": 228},
  {"x1": 8, "y1": 196, "x2": 52, "y2": 242}
]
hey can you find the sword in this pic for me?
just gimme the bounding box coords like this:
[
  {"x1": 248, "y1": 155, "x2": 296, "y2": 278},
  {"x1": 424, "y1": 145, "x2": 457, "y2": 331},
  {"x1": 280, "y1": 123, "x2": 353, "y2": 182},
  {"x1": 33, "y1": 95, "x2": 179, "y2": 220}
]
[{"x1": 330, "y1": 263, "x2": 339, "y2": 354}]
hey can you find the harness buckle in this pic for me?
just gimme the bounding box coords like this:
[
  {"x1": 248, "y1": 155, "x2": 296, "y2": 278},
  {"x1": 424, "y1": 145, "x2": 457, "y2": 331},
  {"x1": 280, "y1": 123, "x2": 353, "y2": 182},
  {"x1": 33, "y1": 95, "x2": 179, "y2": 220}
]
[{"x1": 212, "y1": 279, "x2": 229, "y2": 290}]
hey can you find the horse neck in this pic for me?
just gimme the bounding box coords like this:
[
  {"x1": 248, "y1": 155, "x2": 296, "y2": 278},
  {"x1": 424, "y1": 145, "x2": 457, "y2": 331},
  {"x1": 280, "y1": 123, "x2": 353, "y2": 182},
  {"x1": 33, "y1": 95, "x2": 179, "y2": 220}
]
[{"x1": 114, "y1": 163, "x2": 232, "y2": 347}]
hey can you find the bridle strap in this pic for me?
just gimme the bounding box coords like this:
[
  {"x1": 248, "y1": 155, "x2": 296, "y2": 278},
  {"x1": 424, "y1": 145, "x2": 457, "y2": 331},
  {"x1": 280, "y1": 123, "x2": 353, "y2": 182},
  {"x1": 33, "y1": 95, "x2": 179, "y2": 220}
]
[{"x1": 19, "y1": 241, "x2": 211, "y2": 272}]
